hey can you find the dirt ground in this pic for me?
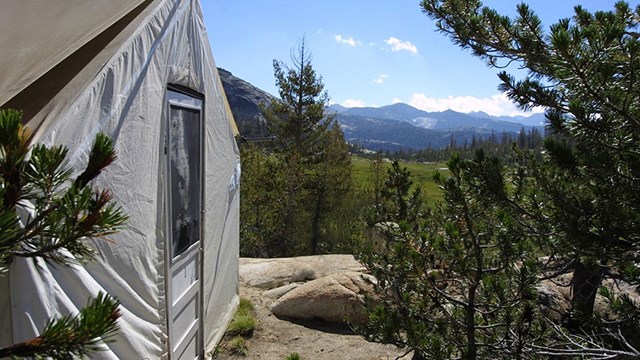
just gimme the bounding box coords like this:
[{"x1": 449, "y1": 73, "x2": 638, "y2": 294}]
[{"x1": 214, "y1": 284, "x2": 409, "y2": 360}]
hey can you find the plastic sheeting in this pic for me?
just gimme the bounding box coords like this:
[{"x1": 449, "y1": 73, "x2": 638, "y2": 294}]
[{"x1": 1, "y1": 0, "x2": 240, "y2": 358}]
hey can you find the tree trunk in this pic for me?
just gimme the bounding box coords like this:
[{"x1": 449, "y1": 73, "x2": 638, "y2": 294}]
[
  {"x1": 569, "y1": 260, "x2": 604, "y2": 327},
  {"x1": 465, "y1": 285, "x2": 478, "y2": 360}
]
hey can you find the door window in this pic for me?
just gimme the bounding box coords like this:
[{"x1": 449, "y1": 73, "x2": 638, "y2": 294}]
[{"x1": 169, "y1": 103, "x2": 201, "y2": 258}]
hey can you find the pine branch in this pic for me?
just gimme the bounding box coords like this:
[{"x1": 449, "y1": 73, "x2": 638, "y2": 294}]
[
  {"x1": 0, "y1": 109, "x2": 127, "y2": 357},
  {"x1": 74, "y1": 133, "x2": 117, "y2": 189},
  {"x1": 0, "y1": 292, "x2": 121, "y2": 358}
]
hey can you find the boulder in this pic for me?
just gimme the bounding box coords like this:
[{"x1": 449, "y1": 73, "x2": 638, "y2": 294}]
[
  {"x1": 239, "y1": 254, "x2": 366, "y2": 289},
  {"x1": 270, "y1": 271, "x2": 375, "y2": 324},
  {"x1": 537, "y1": 277, "x2": 571, "y2": 320},
  {"x1": 364, "y1": 222, "x2": 400, "y2": 253}
]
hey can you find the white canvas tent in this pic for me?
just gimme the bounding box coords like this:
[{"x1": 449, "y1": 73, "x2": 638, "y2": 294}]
[{"x1": 0, "y1": 0, "x2": 240, "y2": 359}]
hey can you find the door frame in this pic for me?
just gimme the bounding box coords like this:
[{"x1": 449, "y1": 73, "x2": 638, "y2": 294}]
[{"x1": 164, "y1": 85, "x2": 205, "y2": 359}]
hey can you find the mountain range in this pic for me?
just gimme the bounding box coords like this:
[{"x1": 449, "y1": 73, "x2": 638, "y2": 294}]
[
  {"x1": 218, "y1": 68, "x2": 546, "y2": 151},
  {"x1": 328, "y1": 103, "x2": 545, "y2": 151}
]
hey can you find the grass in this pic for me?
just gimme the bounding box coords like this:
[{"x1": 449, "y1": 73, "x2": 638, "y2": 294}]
[
  {"x1": 212, "y1": 298, "x2": 256, "y2": 358},
  {"x1": 226, "y1": 298, "x2": 256, "y2": 337},
  {"x1": 285, "y1": 353, "x2": 303, "y2": 360},
  {"x1": 352, "y1": 156, "x2": 449, "y2": 203},
  {"x1": 237, "y1": 297, "x2": 254, "y2": 314},
  {"x1": 228, "y1": 336, "x2": 248, "y2": 356}
]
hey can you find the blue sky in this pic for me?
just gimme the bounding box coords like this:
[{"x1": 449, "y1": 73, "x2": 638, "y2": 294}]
[{"x1": 203, "y1": 1, "x2": 618, "y2": 116}]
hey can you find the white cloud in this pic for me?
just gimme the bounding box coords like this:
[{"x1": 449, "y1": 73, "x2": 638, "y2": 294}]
[
  {"x1": 373, "y1": 74, "x2": 388, "y2": 84},
  {"x1": 334, "y1": 35, "x2": 361, "y2": 47},
  {"x1": 342, "y1": 99, "x2": 367, "y2": 108},
  {"x1": 406, "y1": 93, "x2": 544, "y2": 117},
  {"x1": 385, "y1": 37, "x2": 417, "y2": 54}
]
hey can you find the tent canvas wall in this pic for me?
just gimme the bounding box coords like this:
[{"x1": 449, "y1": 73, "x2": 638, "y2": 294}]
[{"x1": 0, "y1": 0, "x2": 240, "y2": 358}]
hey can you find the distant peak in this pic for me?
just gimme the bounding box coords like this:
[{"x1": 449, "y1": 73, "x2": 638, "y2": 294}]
[
  {"x1": 469, "y1": 110, "x2": 490, "y2": 117},
  {"x1": 387, "y1": 102, "x2": 416, "y2": 109},
  {"x1": 327, "y1": 104, "x2": 348, "y2": 113}
]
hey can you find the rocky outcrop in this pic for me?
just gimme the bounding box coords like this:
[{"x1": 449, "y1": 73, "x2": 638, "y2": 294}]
[
  {"x1": 218, "y1": 68, "x2": 274, "y2": 138},
  {"x1": 239, "y1": 255, "x2": 366, "y2": 289},
  {"x1": 537, "y1": 273, "x2": 640, "y2": 321},
  {"x1": 240, "y1": 255, "x2": 640, "y2": 327},
  {"x1": 264, "y1": 283, "x2": 300, "y2": 300},
  {"x1": 240, "y1": 255, "x2": 372, "y2": 325}
]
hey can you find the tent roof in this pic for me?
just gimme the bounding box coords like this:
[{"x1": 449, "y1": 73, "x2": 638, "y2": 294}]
[
  {"x1": 0, "y1": 0, "x2": 239, "y2": 138},
  {"x1": 0, "y1": 0, "x2": 146, "y2": 106}
]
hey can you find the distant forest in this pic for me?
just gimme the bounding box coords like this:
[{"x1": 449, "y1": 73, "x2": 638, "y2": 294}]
[{"x1": 353, "y1": 126, "x2": 548, "y2": 163}]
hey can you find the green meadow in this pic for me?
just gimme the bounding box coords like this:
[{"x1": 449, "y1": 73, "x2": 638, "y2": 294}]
[{"x1": 351, "y1": 156, "x2": 448, "y2": 202}]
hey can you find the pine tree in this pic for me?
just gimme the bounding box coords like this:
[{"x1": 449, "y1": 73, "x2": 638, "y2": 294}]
[
  {"x1": 0, "y1": 109, "x2": 127, "y2": 358},
  {"x1": 259, "y1": 37, "x2": 353, "y2": 255},
  {"x1": 307, "y1": 124, "x2": 352, "y2": 254},
  {"x1": 265, "y1": 37, "x2": 332, "y2": 160},
  {"x1": 376, "y1": 161, "x2": 423, "y2": 225},
  {"x1": 360, "y1": 151, "x2": 543, "y2": 360},
  {"x1": 421, "y1": 0, "x2": 640, "y2": 324},
  {"x1": 359, "y1": 2, "x2": 640, "y2": 357},
  {"x1": 238, "y1": 145, "x2": 290, "y2": 257}
]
